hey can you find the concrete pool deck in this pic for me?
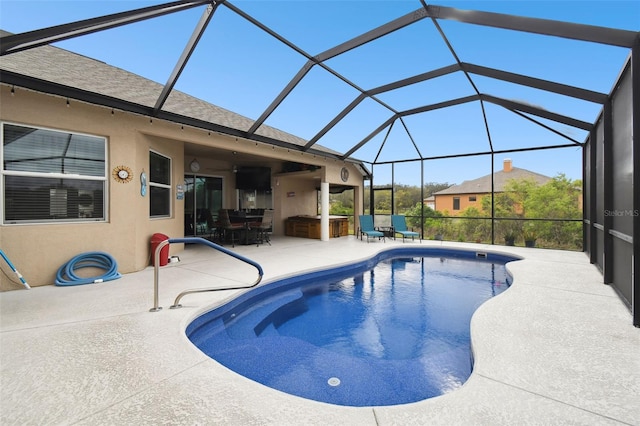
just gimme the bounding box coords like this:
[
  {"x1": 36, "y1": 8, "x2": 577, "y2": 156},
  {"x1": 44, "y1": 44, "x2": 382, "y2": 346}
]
[{"x1": 1, "y1": 237, "x2": 638, "y2": 425}]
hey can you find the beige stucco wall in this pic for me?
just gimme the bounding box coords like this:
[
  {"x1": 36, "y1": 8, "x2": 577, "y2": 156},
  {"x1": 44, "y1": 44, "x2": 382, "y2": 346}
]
[
  {"x1": 274, "y1": 171, "x2": 322, "y2": 228},
  {"x1": 0, "y1": 86, "x2": 364, "y2": 289},
  {"x1": 0, "y1": 87, "x2": 184, "y2": 289}
]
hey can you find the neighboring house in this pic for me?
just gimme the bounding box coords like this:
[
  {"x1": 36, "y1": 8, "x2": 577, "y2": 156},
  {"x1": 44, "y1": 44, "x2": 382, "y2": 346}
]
[
  {"x1": 432, "y1": 159, "x2": 551, "y2": 216},
  {"x1": 424, "y1": 196, "x2": 435, "y2": 210},
  {"x1": 0, "y1": 31, "x2": 366, "y2": 289}
]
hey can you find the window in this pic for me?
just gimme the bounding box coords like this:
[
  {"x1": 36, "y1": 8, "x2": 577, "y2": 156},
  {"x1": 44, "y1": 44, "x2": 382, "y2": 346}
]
[
  {"x1": 453, "y1": 197, "x2": 460, "y2": 210},
  {"x1": 469, "y1": 196, "x2": 477, "y2": 202},
  {"x1": 2, "y1": 123, "x2": 106, "y2": 224},
  {"x1": 149, "y1": 151, "x2": 171, "y2": 217}
]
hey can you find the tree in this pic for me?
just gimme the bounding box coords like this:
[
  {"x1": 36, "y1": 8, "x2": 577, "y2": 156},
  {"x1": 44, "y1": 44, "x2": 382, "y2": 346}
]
[
  {"x1": 459, "y1": 206, "x2": 491, "y2": 242},
  {"x1": 524, "y1": 174, "x2": 582, "y2": 248},
  {"x1": 329, "y1": 189, "x2": 354, "y2": 215},
  {"x1": 394, "y1": 184, "x2": 421, "y2": 214},
  {"x1": 363, "y1": 182, "x2": 450, "y2": 215},
  {"x1": 404, "y1": 203, "x2": 444, "y2": 238},
  {"x1": 423, "y1": 182, "x2": 452, "y2": 197},
  {"x1": 478, "y1": 178, "x2": 538, "y2": 240},
  {"x1": 479, "y1": 175, "x2": 582, "y2": 248},
  {"x1": 363, "y1": 175, "x2": 582, "y2": 249}
]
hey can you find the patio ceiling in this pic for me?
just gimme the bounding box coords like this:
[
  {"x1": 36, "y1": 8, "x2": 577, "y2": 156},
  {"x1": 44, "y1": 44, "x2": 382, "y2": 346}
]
[{"x1": 1, "y1": 1, "x2": 638, "y2": 167}]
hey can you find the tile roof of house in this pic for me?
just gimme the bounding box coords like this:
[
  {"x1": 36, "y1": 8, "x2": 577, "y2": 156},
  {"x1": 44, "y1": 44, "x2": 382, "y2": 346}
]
[
  {"x1": 434, "y1": 166, "x2": 552, "y2": 195},
  {"x1": 0, "y1": 30, "x2": 340, "y2": 156}
]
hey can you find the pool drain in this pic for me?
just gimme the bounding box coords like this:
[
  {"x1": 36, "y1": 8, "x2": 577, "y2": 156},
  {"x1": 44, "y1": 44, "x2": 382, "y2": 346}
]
[{"x1": 327, "y1": 377, "x2": 341, "y2": 386}]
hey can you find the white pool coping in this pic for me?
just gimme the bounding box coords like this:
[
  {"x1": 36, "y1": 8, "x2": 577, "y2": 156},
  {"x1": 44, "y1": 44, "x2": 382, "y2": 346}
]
[{"x1": 1, "y1": 237, "x2": 638, "y2": 425}]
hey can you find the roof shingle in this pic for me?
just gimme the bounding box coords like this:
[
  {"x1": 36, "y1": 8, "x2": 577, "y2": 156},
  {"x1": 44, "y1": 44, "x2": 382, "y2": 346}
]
[{"x1": 434, "y1": 166, "x2": 551, "y2": 195}]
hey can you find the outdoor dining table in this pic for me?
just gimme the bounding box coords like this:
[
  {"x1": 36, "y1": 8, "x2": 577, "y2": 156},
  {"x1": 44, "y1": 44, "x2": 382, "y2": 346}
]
[{"x1": 229, "y1": 214, "x2": 262, "y2": 245}]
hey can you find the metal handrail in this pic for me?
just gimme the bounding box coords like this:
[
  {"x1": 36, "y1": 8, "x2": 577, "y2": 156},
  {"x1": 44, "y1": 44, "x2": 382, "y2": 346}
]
[{"x1": 149, "y1": 237, "x2": 263, "y2": 312}]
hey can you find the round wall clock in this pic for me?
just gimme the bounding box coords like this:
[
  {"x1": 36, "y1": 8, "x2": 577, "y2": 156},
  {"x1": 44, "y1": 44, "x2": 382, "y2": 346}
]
[
  {"x1": 112, "y1": 165, "x2": 133, "y2": 183},
  {"x1": 190, "y1": 159, "x2": 200, "y2": 173},
  {"x1": 340, "y1": 167, "x2": 349, "y2": 182}
]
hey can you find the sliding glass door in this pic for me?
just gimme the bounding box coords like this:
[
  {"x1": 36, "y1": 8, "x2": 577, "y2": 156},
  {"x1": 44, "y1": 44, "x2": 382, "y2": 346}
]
[{"x1": 184, "y1": 175, "x2": 223, "y2": 237}]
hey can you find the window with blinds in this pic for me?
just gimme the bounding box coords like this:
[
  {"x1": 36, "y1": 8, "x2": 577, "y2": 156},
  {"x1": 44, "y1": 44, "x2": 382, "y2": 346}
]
[
  {"x1": 149, "y1": 150, "x2": 171, "y2": 218},
  {"x1": 2, "y1": 123, "x2": 106, "y2": 224}
]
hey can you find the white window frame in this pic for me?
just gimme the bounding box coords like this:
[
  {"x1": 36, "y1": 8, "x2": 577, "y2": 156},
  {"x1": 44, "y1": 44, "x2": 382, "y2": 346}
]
[
  {"x1": 1, "y1": 121, "x2": 108, "y2": 225},
  {"x1": 149, "y1": 149, "x2": 172, "y2": 219}
]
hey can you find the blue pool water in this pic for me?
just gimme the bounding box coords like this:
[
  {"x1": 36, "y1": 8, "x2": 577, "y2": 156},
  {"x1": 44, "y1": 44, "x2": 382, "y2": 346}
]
[{"x1": 187, "y1": 248, "x2": 517, "y2": 406}]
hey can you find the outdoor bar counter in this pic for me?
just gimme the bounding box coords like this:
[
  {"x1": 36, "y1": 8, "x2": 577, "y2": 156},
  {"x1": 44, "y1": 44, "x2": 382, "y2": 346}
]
[{"x1": 285, "y1": 215, "x2": 349, "y2": 239}]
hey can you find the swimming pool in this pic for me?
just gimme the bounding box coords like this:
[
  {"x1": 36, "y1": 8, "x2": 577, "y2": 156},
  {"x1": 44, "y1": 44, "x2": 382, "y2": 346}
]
[{"x1": 187, "y1": 247, "x2": 518, "y2": 406}]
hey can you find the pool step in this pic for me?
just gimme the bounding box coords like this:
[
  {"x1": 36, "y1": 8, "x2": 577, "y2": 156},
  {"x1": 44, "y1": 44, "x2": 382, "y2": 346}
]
[
  {"x1": 224, "y1": 289, "x2": 304, "y2": 339},
  {"x1": 258, "y1": 323, "x2": 279, "y2": 337}
]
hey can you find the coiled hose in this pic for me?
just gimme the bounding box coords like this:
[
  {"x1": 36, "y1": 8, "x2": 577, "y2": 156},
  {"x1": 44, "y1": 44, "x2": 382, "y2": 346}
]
[{"x1": 55, "y1": 251, "x2": 121, "y2": 286}]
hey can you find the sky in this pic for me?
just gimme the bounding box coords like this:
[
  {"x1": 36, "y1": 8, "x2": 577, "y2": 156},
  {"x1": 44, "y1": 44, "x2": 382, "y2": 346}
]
[{"x1": 1, "y1": 1, "x2": 639, "y2": 186}]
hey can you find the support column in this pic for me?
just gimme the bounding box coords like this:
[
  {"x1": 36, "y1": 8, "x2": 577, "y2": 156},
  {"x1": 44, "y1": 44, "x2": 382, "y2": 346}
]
[
  {"x1": 321, "y1": 181, "x2": 329, "y2": 241},
  {"x1": 588, "y1": 129, "x2": 598, "y2": 264},
  {"x1": 603, "y1": 100, "x2": 613, "y2": 284},
  {"x1": 490, "y1": 153, "x2": 495, "y2": 245},
  {"x1": 632, "y1": 41, "x2": 639, "y2": 327}
]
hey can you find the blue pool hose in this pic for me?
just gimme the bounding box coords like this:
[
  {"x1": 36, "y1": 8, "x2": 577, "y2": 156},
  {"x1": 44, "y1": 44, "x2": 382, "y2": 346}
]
[{"x1": 55, "y1": 251, "x2": 121, "y2": 286}]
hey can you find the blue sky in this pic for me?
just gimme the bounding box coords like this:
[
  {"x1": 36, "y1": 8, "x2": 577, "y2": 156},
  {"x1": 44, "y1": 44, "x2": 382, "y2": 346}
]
[{"x1": 1, "y1": 1, "x2": 638, "y2": 185}]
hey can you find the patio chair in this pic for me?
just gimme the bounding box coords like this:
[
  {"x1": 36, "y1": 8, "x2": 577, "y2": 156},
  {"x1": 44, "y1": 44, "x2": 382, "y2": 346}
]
[
  {"x1": 255, "y1": 209, "x2": 273, "y2": 246},
  {"x1": 358, "y1": 215, "x2": 385, "y2": 243},
  {"x1": 217, "y1": 209, "x2": 245, "y2": 247},
  {"x1": 203, "y1": 209, "x2": 221, "y2": 242},
  {"x1": 391, "y1": 215, "x2": 420, "y2": 243}
]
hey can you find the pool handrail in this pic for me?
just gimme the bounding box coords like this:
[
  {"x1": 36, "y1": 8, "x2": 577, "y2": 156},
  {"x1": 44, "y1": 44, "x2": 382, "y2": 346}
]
[{"x1": 150, "y1": 237, "x2": 264, "y2": 312}]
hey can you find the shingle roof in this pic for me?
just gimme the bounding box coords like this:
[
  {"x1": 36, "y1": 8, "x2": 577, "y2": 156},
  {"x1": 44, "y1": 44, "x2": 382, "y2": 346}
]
[
  {"x1": 433, "y1": 167, "x2": 551, "y2": 195},
  {"x1": 0, "y1": 30, "x2": 340, "y2": 156}
]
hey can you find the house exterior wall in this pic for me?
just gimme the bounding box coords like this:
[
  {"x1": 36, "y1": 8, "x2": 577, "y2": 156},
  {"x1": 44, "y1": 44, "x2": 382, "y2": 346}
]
[
  {"x1": 0, "y1": 87, "x2": 184, "y2": 289},
  {"x1": 0, "y1": 86, "x2": 364, "y2": 289},
  {"x1": 434, "y1": 193, "x2": 484, "y2": 215}
]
